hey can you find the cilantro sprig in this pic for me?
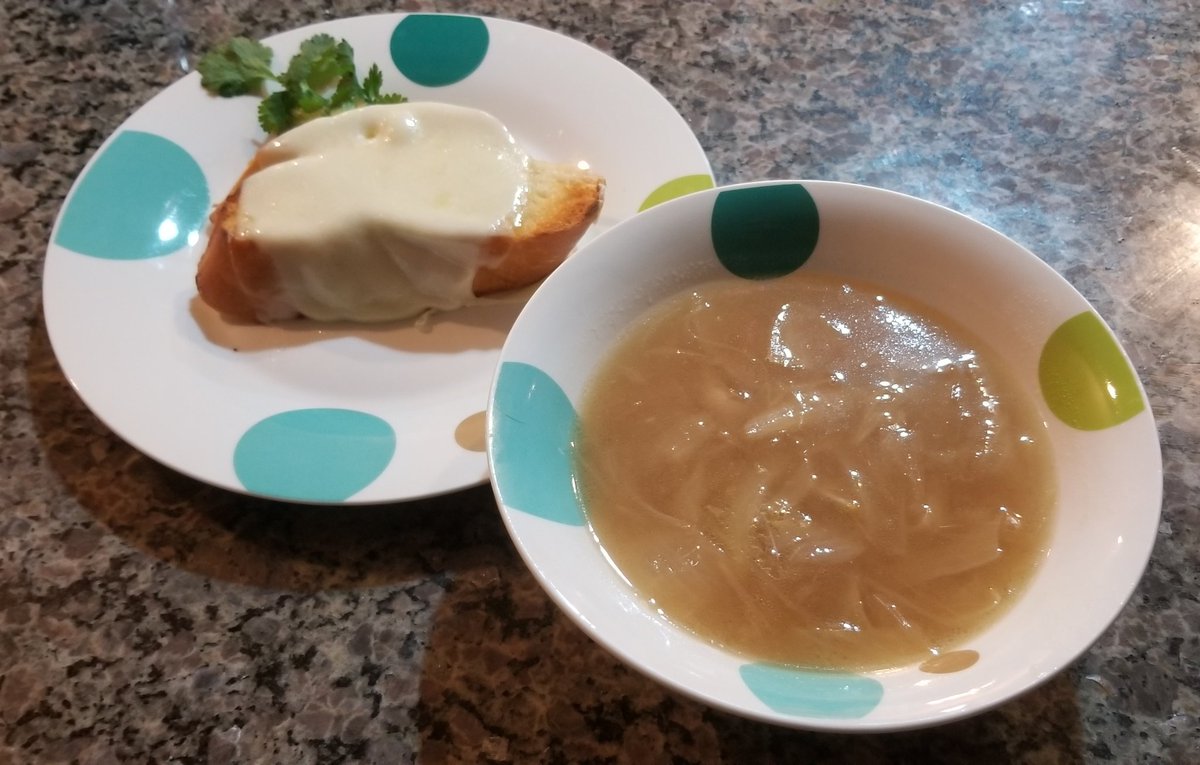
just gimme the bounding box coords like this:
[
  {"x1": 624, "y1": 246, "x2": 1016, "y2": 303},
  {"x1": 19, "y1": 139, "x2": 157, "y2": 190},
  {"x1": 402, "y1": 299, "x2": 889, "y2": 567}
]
[{"x1": 197, "y1": 34, "x2": 406, "y2": 134}]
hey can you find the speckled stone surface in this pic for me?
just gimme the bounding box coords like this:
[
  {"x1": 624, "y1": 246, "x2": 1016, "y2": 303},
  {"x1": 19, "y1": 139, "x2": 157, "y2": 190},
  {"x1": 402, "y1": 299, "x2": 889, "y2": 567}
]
[{"x1": 2, "y1": 0, "x2": 1198, "y2": 762}]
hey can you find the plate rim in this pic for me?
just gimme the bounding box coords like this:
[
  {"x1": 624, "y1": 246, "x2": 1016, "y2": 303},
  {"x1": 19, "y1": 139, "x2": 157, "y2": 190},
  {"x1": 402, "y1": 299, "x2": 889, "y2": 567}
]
[{"x1": 41, "y1": 11, "x2": 713, "y2": 505}]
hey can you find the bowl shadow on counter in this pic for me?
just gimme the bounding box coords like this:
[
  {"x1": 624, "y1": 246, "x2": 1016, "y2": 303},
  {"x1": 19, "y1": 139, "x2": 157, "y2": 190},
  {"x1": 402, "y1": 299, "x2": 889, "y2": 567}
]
[
  {"x1": 25, "y1": 308, "x2": 1089, "y2": 761},
  {"x1": 26, "y1": 309, "x2": 505, "y2": 592},
  {"x1": 412, "y1": 535, "x2": 1090, "y2": 762}
]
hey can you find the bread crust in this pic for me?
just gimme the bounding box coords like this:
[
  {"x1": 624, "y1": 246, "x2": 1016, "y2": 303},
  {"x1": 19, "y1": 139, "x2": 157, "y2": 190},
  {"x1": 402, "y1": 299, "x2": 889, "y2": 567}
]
[
  {"x1": 195, "y1": 143, "x2": 604, "y2": 322},
  {"x1": 472, "y1": 163, "x2": 605, "y2": 295}
]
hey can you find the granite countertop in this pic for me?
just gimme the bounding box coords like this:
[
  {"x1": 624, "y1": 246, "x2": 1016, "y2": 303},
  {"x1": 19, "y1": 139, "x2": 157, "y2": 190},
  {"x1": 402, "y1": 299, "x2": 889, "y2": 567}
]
[{"x1": 3, "y1": 0, "x2": 1198, "y2": 762}]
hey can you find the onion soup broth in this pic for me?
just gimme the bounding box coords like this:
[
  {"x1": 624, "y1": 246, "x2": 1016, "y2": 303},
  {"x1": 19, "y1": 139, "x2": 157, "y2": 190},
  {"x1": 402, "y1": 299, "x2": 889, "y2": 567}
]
[{"x1": 574, "y1": 272, "x2": 1055, "y2": 670}]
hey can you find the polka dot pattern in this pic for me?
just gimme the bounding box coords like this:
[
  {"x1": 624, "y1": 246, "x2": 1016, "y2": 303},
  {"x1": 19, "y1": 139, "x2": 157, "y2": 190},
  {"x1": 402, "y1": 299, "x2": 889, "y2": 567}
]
[
  {"x1": 739, "y1": 663, "x2": 884, "y2": 718},
  {"x1": 43, "y1": 12, "x2": 717, "y2": 507},
  {"x1": 1039, "y1": 311, "x2": 1145, "y2": 430},
  {"x1": 710, "y1": 184, "x2": 819, "y2": 279},
  {"x1": 454, "y1": 411, "x2": 487, "y2": 452},
  {"x1": 390, "y1": 15, "x2": 490, "y2": 87},
  {"x1": 638, "y1": 173, "x2": 715, "y2": 211},
  {"x1": 233, "y1": 409, "x2": 396, "y2": 502},
  {"x1": 55, "y1": 131, "x2": 209, "y2": 260},
  {"x1": 492, "y1": 362, "x2": 585, "y2": 526},
  {"x1": 489, "y1": 179, "x2": 1162, "y2": 728},
  {"x1": 919, "y1": 650, "x2": 980, "y2": 674}
]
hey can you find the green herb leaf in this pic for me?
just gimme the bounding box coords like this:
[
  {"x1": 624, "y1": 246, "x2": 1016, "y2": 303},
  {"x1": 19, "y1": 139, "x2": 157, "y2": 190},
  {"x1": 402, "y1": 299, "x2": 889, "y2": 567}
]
[
  {"x1": 258, "y1": 91, "x2": 294, "y2": 135},
  {"x1": 197, "y1": 37, "x2": 276, "y2": 97},
  {"x1": 328, "y1": 76, "x2": 363, "y2": 112},
  {"x1": 361, "y1": 64, "x2": 384, "y2": 101},
  {"x1": 284, "y1": 34, "x2": 356, "y2": 92},
  {"x1": 290, "y1": 84, "x2": 328, "y2": 114},
  {"x1": 370, "y1": 92, "x2": 408, "y2": 105},
  {"x1": 360, "y1": 64, "x2": 407, "y2": 106},
  {"x1": 201, "y1": 34, "x2": 407, "y2": 134}
]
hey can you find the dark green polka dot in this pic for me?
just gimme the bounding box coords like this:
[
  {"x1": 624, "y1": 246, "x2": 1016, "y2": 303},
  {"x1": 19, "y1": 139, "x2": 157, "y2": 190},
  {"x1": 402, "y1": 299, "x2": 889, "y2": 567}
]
[
  {"x1": 1039, "y1": 311, "x2": 1145, "y2": 430},
  {"x1": 390, "y1": 15, "x2": 489, "y2": 87},
  {"x1": 710, "y1": 184, "x2": 819, "y2": 279}
]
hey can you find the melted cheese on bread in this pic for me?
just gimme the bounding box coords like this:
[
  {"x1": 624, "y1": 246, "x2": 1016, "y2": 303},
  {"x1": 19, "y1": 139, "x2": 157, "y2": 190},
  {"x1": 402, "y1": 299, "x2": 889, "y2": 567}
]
[{"x1": 234, "y1": 103, "x2": 530, "y2": 321}]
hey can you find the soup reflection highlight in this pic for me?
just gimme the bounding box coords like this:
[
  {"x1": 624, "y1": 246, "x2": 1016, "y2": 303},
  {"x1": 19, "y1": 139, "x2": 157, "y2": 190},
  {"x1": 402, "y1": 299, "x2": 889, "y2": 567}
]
[{"x1": 574, "y1": 273, "x2": 1055, "y2": 670}]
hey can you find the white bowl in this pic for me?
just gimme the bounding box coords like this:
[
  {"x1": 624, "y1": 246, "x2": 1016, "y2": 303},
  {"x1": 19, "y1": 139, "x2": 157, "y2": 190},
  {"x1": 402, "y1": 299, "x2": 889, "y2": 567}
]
[{"x1": 485, "y1": 180, "x2": 1161, "y2": 731}]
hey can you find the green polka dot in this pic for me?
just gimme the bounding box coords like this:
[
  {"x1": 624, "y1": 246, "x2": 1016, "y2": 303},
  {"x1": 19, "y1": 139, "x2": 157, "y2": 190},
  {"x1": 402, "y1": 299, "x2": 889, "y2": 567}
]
[
  {"x1": 390, "y1": 15, "x2": 489, "y2": 87},
  {"x1": 55, "y1": 131, "x2": 209, "y2": 260},
  {"x1": 710, "y1": 184, "x2": 819, "y2": 279},
  {"x1": 739, "y1": 663, "x2": 883, "y2": 718},
  {"x1": 638, "y1": 174, "x2": 716, "y2": 212},
  {"x1": 1039, "y1": 311, "x2": 1145, "y2": 430},
  {"x1": 492, "y1": 362, "x2": 585, "y2": 526},
  {"x1": 233, "y1": 409, "x2": 396, "y2": 502}
]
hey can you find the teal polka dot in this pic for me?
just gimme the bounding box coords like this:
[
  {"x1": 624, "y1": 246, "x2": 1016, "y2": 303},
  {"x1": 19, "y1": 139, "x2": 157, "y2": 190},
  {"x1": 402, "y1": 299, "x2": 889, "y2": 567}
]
[
  {"x1": 739, "y1": 663, "x2": 884, "y2": 718},
  {"x1": 711, "y1": 184, "x2": 819, "y2": 279},
  {"x1": 492, "y1": 362, "x2": 585, "y2": 526},
  {"x1": 233, "y1": 409, "x2": 396, "y2": 502},
  {"x1": 390, "y1": 15, "x2": 489, "y2": 87},
  {"x1": 55, "y1": 131, "x2": 209, "y2": 260}
]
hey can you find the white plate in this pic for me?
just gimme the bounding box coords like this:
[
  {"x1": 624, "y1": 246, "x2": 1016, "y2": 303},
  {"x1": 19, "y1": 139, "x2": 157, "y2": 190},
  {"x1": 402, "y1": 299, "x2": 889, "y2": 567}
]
[{"x1": 43, "y1": 13, "x2": 713, "y2": 504}]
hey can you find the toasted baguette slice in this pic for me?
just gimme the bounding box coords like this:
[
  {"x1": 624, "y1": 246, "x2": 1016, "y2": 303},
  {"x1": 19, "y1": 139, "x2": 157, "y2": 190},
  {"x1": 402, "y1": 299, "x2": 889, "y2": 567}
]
[
  {"x1": 471, "y1": 161, "x2": 605, "y2": 295},
  {"x1": 196, "y1": 156, "x2": 604, "y2": 323}
]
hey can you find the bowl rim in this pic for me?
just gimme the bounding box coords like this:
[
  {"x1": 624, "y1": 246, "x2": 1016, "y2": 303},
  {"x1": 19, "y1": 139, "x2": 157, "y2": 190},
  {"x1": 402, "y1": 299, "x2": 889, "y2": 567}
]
[{"x1": 485, "y1": 178, "x2": 1164, "y2": 732}]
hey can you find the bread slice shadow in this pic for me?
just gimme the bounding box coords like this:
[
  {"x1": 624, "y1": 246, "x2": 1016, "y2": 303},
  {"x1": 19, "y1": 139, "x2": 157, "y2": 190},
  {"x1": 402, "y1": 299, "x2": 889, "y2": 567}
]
[{"x1": 188, "y1": 284, "x2": 536, "y2": 354}]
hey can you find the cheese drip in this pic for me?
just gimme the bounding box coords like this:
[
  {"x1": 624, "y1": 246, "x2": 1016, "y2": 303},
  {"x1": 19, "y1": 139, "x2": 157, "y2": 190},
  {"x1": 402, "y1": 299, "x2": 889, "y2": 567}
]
[{"x1": 235, "y1": 103, "x2": 531, "y2": 321}]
